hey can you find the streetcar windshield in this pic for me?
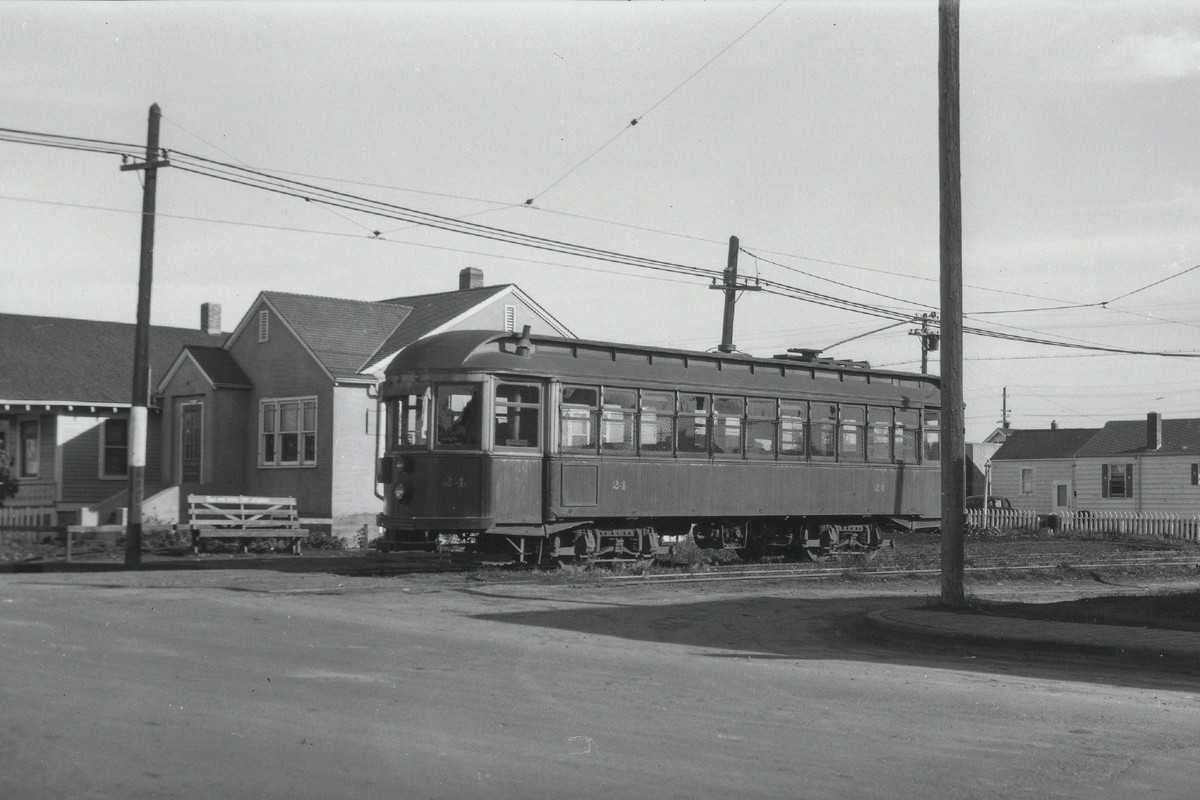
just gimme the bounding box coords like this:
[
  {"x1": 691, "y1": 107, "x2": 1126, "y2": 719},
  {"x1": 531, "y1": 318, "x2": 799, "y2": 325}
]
[
  {"x1": 391, "y1": 386, "x2": 431, "y2": 449},
  {"x1": 435, "y1": 384, "x2": 481, "y2": 449}
]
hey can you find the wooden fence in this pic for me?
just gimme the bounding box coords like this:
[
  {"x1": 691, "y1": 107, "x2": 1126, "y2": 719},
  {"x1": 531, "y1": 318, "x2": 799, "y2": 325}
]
[{"x1": 967, "y1": 507, "x2": 1200, "y2": 542}]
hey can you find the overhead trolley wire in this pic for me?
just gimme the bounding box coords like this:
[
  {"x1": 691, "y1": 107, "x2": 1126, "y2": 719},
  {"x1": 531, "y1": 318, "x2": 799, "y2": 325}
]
[
  {"x1": 525, "y1": 1, "x2": 786, "y2": 204},
  {"x1": 5, "y1": 126, "x2": 1200, "y2": 360}
]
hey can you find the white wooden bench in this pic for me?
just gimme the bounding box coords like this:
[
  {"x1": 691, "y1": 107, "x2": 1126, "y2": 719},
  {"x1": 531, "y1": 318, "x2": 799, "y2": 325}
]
[{"x1": 186, "y1": 495, "x2": 306, "y2": 555}]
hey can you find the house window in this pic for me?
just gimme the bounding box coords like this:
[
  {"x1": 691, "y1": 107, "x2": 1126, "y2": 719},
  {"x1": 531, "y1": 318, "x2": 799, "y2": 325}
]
[
  {"x1": 1192, "y1": 463, "x2": 1199, "y2": 486},
  {"x1": 100, "y1": 418, "x2": 129, "y2": 478},
  {"x1": 260, "y1": 398, "x2": 317, "y2": 466},
  {"x1": 258, "y1": 310, "x2": 270, "y2": 343},
  {"x1": 1020, "y1": 468, "x2": 1034, "y2": 495},
  {"x1": 1102, "y1": 463, "x2": 1134, "y2": 498},
  {"x1": 19, "y1": 420, "x2": 39, "y2": 478}
]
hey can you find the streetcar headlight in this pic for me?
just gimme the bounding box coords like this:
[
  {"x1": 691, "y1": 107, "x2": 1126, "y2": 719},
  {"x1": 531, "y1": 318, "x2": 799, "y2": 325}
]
[{"x1": 393, "y1": 482, "x2": 412, "y2": 503}]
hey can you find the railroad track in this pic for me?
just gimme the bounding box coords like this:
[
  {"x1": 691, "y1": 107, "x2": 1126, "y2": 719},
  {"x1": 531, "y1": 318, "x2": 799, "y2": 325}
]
[{"x1": 599, "y1": 552, "x2": 1200, "y2": 586}]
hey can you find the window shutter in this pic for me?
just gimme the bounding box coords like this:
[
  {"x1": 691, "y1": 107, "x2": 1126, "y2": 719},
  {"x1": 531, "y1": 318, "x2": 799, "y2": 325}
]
[
  {"x1": 1101, "y1": 464, "x2": 1109, "y2": 498},
  {"x1": 1126, "y1": 463, "x2": 1134, "y2": 498}
]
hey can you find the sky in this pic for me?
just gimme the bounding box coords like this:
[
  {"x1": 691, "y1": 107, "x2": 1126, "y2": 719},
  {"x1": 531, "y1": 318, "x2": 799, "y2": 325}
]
[{"x1": 3, "y1": 0, "x2": 1199, "y2": 441}]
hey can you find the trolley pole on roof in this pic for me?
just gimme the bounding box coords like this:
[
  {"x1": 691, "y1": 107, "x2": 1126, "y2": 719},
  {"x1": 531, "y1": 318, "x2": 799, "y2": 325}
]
[
  {"x1": 938, "y1": 0, "x2": 966, "y2": 606},
  {"x1": 712, "y1": 235, "x2": 760, "y2": 354},
  {"x1": 120, "y1": 103, "x2": 170, "y2": 567}
]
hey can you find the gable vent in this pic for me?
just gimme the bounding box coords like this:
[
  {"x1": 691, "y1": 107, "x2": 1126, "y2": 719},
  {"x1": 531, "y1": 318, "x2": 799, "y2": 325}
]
[
  {"x1": 258, "y1": 309, "x2": 270, "y2": 342},
  {"x1": 504, "y1": 304, "x2": 516, "y2": 332}
]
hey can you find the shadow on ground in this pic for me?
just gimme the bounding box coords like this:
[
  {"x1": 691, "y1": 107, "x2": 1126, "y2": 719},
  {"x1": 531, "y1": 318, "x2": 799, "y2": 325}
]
[{"x1": 474, "y1": 592, "x2": 1200, "y2": 692}]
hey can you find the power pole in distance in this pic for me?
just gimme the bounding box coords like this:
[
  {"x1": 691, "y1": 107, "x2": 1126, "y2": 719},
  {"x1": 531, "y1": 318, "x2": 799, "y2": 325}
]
[
  {"x1": 120, "y1": 103, "x2": 170, "y2": 567},
  {"x1": 711, "y1": 235, "x2": 760, "y2": 353},
  {"x1": 908, "y1": 312, "x2": 939, "y2": 374},
  {"x1": 938, "y1": 0, "x2": 966, "y2": 607}
]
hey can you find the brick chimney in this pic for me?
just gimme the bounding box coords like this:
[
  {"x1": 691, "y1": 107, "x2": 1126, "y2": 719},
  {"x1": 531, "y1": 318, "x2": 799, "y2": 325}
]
[
  {"x1": 459, "y1": 267, "x2": 484, "y2": 290},
  {"x1": 1147, "y1": 412, "x2": 1163, "y2": 450},
  {"x1": 1050, "y1": 421, "x2": 1058, "y2": 430},
  {"x1": 200, "y1": 302, "x2": 222, "y2": 335}
]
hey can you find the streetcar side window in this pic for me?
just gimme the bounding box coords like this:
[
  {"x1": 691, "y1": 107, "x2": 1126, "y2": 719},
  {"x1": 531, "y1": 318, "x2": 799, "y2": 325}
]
[
  {"x1": 392, "y1": 388, "x2": 430, "y2": 449},
  {"x1": 560, "y1": 385, "x2": 598, "y2": 453},
  {"x1": 600, "y1": 388, "x2": 637, "y2": 453},
  {"x1": 839, "y1": 405, "x2": 866, "y2": 462},
  {"x1": 746, "y1": 399, "x2": 777, "y2": 459},
  {"x1": 676, "y1": 394, "x2": 709, "y2": 456},
  {"x1": 867, "y1": 406, "x2": 893, "y2": 462},
  {"x1": 712, "y1": 396, "x2": 744, "y2": 456},
  {"x1": 639, "y1": 390, "x2": 675, "y2": 456},
  {"x1": 894, "y1": 409, "x2": 920, "y2": 462},
  {"x1": 494, "y1": 383, "x2": 541, "y2": 449},
  {"x1": 779, "y1": 400, "x2": 807, "y2": 458},
  {"x1": 809, "y1": 402, "x2": 837, "y2": 458},
  {"x1": 922, "y1": 409, "x2": 940, "y2": 462},
  {"x1": 435, "y1": 384, "x2": 481, "y2": 448}
]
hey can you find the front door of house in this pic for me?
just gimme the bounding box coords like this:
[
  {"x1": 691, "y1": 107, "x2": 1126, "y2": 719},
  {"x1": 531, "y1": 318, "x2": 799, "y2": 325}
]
[
  {"x1": 180, "y1": 404, "x2": 202, "y2": 483},
  {"x1": 1053, "y1": 482, "x2": 1071, "y2": 514}
]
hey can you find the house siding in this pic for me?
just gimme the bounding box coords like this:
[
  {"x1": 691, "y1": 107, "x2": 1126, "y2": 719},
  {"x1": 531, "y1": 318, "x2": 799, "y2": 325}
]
[
  {"x1": 330, "y1": 385, "x2": 382, "y2": 521},
  {"x1": 57, "y1": 411, "x2": 164, "y2": 505},
  {"x1": 449, "y1": 294, "x2": 555, "y2": 336},
  {"x1": 1074, "y1": 455, "x2": 1200, "y2": 514},
  {"x1": 228, "y1": 302, "x2": 335, "y2": 518},
  {"x1": 991, "y1": 458, "x2": 1075, "y2": 514}
]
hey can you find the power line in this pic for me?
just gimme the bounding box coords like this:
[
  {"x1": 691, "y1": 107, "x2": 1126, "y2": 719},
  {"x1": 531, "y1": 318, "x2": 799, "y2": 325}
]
[
  {"x1": 7, "y1": 128, "x2": 1200, "y2": 360},
  {"x1": 526, "y1": 1, "x2": 785, "y2": 204},
  {"x1": 1105, "y1": 262, "x2": 1200, "y2": 304}
]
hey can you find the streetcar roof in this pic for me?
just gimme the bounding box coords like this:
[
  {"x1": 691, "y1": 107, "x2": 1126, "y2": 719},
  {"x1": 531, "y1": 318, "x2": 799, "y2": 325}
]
[{"x1": 382, "y1": 330, "x2": 940, "y2": 404}]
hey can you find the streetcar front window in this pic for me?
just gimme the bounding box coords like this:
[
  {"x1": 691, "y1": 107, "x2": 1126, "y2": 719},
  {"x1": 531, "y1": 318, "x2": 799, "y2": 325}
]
[
  {"x1": 435, "y1": 384, "x2": 481, "y2": 448},
  {"x1": 391, "y1": 387, "x2": 431, "y2": 449},
  {"x1": 495, "y1": 383, "x2": 541, "y2": 449}
]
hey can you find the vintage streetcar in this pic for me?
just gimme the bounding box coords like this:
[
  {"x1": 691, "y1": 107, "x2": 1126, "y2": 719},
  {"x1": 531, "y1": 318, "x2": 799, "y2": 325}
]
[{"x1": 375, "y1": 328, "x2": 941, "y2": 564}]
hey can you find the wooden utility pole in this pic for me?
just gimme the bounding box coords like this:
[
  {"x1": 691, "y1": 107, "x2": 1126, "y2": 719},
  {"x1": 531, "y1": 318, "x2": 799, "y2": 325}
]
[
  {"x1": 712, "y1": 235, "x2": 760, "y2": 354},
  {"x1": 938, "y1": 0, "x2": 966, "y2": 606},
  {"x1": 908, "y1": 312, "x2": 939, "y2": 374},
  {"x1": 120, "y1": 103, "x2": 169, "y2": 567},
  {"x1": 717, "y1": 235, "x2": 741, "y2": 354}
]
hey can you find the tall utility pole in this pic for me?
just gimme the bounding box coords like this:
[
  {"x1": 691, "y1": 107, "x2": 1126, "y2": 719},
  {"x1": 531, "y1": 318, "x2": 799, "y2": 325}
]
[
  {"x1": 938, "y1": 0, "x2": 966, "y2": 606},
  {"x1": 712, "y1": 235, "x2": 760, "y2": 354},
  {"x1": 120, "y1": 103, "x2": 169, "y2": 567}
]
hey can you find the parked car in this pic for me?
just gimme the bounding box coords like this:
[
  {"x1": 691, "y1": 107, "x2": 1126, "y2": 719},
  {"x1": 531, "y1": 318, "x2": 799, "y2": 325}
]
[{"x1": 965, "y1": 495, "x2": 1012, "y2": 511}]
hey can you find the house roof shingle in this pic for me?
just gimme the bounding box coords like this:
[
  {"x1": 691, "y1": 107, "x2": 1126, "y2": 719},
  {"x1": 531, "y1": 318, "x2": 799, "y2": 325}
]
[
  {"x1": 1076, "y1": 418, "x2": 1200, "y2": 458},
  {"x1": 369, "y1": 284, "x2": 513, "y2": 368},
  {"x1": 258, "y1": 285, "x2": 513, "y2": 380},
  {"x1": 260, "y1": 292, "x2": 416, "y2": 380},
  {"x1": 184, "y1": 346, "x2": 252, "y2": 389},
  {"x1": 0, "y1": 312, "x2": 227, "y2": 406},
  {"x1": 990, "y1": 428, "x2": 1101, "y2": 461}
]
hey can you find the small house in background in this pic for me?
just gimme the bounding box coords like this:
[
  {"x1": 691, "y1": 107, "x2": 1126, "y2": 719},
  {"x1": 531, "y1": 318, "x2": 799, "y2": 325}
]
[
  {"x1": 0, "y1": 312, "x2": 227, "y2": 524},
  {"x1": 156, "y1": 269, "x2": 572, "y2": 537},
  {"x1": 3, "y1": 268, "x2": 572, "y2": 539},
  {"x1": 988, "y1": 425, "x2": 1100, "y2": 515},
  {"x1": 989, "y1": 413, "x2": 1200, "y2": 515}
]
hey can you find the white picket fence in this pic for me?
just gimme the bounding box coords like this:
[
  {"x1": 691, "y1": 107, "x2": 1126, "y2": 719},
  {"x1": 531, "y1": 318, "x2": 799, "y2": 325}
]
[
  {"x1": 966, "y1": 508, "x2": 1041, "y2": 532},
  {"x1": 967, "y1": 507, "x2": 1200, "y2": 542},
  {"x1": 0, "y1": 505, "x2": 58, "y2": 529}
]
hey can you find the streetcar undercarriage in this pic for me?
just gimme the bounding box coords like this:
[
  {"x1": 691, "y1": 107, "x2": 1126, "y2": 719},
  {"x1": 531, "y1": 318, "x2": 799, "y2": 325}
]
[{"x1": 383, "y1": 515, "x2": 907, "y2": 566}]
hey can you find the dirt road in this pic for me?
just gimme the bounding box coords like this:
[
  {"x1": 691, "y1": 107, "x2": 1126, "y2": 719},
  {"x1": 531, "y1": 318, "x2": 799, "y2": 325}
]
[{"x1": 2, "y1": 567, "x2": 1198, "y2": 799}]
